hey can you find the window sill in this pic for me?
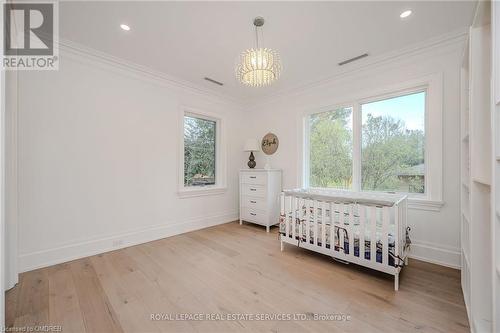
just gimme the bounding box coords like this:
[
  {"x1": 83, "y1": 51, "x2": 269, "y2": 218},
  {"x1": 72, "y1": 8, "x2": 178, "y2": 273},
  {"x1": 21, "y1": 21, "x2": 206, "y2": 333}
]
[
  {"x1": 177, "y1": 186, "x2": 227, "y2": 199},
  {"x1": 407, "y1": 198, "x2": 444, "y2": 212}
]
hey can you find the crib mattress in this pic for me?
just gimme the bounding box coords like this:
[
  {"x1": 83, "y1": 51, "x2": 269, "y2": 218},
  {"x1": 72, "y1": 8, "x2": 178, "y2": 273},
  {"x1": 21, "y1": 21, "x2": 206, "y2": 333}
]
[
  {"x1": 280, "y1": 231, "x2": 396, "y2": 266},
  {"x1": 279, "y1": 213, "x2": 397, "y2": 267}
]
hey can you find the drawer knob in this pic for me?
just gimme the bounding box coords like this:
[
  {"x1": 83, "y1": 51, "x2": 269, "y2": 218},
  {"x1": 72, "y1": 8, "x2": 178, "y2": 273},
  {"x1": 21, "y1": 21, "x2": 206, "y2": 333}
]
[
  {"x1": 250, "y1": 176, "x2": 257, "y2": 179},
  {"x1": 250, "y1": 188, "x2": 256, "y2": 191},
  {"x1": 250, "y1": 200, "x2": 256, "y2": 203},
  {"x1": 250, "y1": 213, "x2": 256, "y2": 216}
]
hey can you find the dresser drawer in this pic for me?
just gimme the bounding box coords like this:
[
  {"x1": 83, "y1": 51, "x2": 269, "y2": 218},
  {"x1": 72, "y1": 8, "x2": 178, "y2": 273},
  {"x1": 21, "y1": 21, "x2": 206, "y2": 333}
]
[
  {"x1": 242, "y1": 184, "x2": 266, "y2": 198},
  {"x1": 241, "y1": 196, "x2": 267, "y2": 210},
  {"x1": 241, "y1": 207, "x2": 268, "y2": 224},
  {"x1": 241, "y1": 172, "x2": 267, "y2": 185}
]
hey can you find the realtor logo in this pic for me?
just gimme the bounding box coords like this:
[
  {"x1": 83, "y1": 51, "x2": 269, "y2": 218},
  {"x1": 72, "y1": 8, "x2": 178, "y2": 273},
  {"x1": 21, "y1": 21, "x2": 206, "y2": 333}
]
[{"x1": 2, "y1": 2, "x2": 59, "y2": 70}]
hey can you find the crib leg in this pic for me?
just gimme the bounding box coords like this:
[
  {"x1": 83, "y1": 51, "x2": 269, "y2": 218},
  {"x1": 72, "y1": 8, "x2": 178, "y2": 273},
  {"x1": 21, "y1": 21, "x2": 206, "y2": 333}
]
[
  {"x1": 281, "y1": 240, "x2": 284, "y2": 252},
  {"x1": 405, "y1": 256, "x2": 409, "y2": 266},
  {"x1": 266, "y1": 225, "x2": 270, "y2": 233},
  {"x1": 239, "y1": 219, "x2": 242, "y2": 225},
  {"x1": 394, "y1": 273, "x2": 399, "y2": 291}
]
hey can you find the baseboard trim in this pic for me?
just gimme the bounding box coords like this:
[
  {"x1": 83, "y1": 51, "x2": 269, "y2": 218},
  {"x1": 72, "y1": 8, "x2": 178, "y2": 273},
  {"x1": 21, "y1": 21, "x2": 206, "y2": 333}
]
[
  {"x1": 408, "y1": 241, "x2": 461, "y2": 269},
  {"x1": 19, "y1": 215, "x2": 461, "y2": 272},
  {"x1": 18, "y1": 211, "x2": 238, "y2": 273}
]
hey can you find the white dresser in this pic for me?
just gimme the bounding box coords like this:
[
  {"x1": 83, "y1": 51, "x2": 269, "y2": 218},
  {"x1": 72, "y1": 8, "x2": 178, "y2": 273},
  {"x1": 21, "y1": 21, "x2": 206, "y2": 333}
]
[{"x1": 239, "y1": 169, "x2": 282, "y2": 232}]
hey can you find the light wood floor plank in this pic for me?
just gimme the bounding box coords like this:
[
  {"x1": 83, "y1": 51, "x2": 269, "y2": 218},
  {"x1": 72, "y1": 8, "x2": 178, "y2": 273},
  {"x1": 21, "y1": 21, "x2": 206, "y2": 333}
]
[
  {"x1": 5, "y1": 281, "x2": 18, "y2": 328},
  {"x1": 143, "y1": 237, "x2": 253, "y2": 332},
  {"x1": 198, "y1": 226, "x2": 406, "y2": 332},
  {"x1": 69, "y1": 258, "x2": 124, "y2": 333},
  {"x1": 47, "y1": 263, "x2": 86, "y2": 332},
  {"x1": 13, "y1": 268, "x2": 49, "y2": 327},
  {"x1": 6, "y1": 221, "x2": 469, "y2": 332},
  {"x1": 89, "y1": 252, "x2": 161, "y2": 333},
  {"x1": 171, "y1": 234, "x2": 325, "y2": 333}
]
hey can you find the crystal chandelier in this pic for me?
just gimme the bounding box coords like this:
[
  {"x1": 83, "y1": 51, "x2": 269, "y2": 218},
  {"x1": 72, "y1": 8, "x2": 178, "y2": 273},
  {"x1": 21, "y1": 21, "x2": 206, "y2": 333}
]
[{"x1": 235, "y1": 17, "x2": 282, "y2": 87}]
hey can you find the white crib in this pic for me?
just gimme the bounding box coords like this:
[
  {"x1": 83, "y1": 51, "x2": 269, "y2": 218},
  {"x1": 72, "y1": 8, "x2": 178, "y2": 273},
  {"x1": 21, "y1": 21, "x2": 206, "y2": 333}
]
[{"x1": 279, "y1": 189, "x2": 410, "y2": 290}]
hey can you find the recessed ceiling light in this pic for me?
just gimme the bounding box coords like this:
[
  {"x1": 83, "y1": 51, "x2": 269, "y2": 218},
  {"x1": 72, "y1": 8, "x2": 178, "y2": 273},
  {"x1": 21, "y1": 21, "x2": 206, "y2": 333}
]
[
  {"x1": 400, "y1": 10, "x2": 412, "y2": 19},
  {"x1": 120, "y1": 24, "x2": 130, "y2": 31}
]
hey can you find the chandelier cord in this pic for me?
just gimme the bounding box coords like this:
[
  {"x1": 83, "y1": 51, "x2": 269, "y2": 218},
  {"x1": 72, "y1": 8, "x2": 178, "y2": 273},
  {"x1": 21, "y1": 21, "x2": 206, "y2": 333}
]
[{"x1": 255, "y1": 25, "x2": 259, "y2": 49}]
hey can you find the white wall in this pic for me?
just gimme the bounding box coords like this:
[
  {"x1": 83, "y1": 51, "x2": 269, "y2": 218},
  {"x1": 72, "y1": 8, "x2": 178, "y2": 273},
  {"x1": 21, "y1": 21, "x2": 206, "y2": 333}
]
[
  {"x1": 0, "y1": 55, "x2": 5, "y2": 331},
  {"x1": 14, "y1": 45, "x2": 246, "y2": 272},
  {"x1": 1, "y1": 0, "x2": 6, "y2": 325},
  {"x1": 5, "y1": 70, "x2": 18, "y2": 289},
  {"x1": 246, "y1": 34, "x2": 466, "y2": 268}
]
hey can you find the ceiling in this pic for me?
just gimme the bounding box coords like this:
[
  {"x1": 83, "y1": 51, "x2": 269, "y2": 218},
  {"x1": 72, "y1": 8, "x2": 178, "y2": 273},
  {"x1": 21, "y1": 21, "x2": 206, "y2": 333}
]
[{"x1": 58, "y1": 1, "x2": 476, "y2": 103}]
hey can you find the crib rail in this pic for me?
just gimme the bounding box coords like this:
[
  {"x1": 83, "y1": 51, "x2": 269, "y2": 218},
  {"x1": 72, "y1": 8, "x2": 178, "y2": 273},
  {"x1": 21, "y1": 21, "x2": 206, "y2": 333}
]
[
  {"x1": 283, "y1": 188, "x2": 405, "y2": 207},
  {"x1": 279, "y1": 189, "x2": 408, "y2": 290}
]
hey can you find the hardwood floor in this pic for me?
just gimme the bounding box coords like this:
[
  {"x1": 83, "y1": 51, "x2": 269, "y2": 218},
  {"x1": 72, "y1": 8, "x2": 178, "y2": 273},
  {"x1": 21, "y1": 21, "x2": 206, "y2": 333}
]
[{"x1": 6, "y1": 221, "x2": 469, "y2": 332}]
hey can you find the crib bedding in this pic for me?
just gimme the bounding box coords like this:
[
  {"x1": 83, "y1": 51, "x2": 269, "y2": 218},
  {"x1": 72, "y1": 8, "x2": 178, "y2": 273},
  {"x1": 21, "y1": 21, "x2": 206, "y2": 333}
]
[
  {"x1": 288, "y1": 206, "x2": 393, "y2": 229},
  {"x1": 280, "y1": 189, "x2": 408, "y2": 290},
  {"x1": 279, "y1": 214, "x2": 397, "y2": 266}
]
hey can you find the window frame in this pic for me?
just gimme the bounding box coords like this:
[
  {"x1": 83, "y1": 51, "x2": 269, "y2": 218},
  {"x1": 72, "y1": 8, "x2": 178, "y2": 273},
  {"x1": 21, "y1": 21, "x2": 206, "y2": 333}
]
[
  {"x1": 300, "y1": 74, "x2": 444, "y2": 211},
  {"x1": 178, "y1": 107, "x2": 227, "y2": 198}
]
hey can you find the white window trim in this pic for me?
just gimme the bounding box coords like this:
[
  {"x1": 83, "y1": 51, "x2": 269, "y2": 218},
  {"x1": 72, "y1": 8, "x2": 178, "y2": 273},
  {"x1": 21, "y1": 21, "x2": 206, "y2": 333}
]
[
  {"x1": 298, "y1": 73, "x2": 444, "y2": 211},
  {"x1": 178, "y1": 106, "x2": 227, "y2": 198}
]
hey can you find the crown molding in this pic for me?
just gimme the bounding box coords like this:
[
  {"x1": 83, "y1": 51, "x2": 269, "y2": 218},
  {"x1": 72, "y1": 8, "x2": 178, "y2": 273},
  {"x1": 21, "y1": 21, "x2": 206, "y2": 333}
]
[
  {"x1": 245, "y1": 28, "x2": 468, "y2": 109},
  {"x1": 56, "y1": 37, "x2": 245, "y2": 109},
  {"x1": 56, "y1": 27, "x2": 468, "y2": 111}
]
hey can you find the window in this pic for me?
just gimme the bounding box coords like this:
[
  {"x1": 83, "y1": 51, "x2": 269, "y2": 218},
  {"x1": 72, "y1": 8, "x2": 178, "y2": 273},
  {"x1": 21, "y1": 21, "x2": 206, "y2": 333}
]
[
  {"x1": 302, "y1": 74, "x2": 444, "y2": 210},
  {"x1": 361, "y1": 92, "x2": 426, "y2": 194},
  {"x1": 179, "y1": 109, "x2": 226, "y2": 197},
  {"x1": 305, "y1": 90, "x2": 427, "y2": 196},
  {"x1": 309, "y1": 107, "x2": 353, "y2": 189},
  {"x1": 184, "y1": 115, "x2": 216, "y2": 187}
]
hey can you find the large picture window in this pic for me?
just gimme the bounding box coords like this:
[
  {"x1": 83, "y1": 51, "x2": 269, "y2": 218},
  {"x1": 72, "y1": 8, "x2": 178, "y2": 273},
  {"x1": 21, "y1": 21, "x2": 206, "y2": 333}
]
[{"x1": 306, "y1": 90, "x2": 427, "y2": 196}]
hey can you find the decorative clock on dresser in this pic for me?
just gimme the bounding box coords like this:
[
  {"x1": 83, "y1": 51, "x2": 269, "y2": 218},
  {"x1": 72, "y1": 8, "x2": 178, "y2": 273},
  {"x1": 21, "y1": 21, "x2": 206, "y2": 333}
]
[{"x1": 239, "y1": 169, "x2": 282, "y2": 232}]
